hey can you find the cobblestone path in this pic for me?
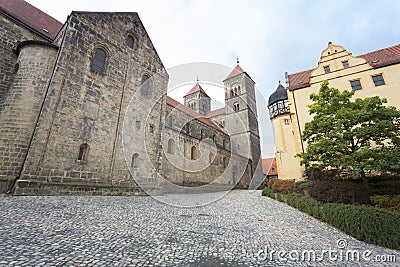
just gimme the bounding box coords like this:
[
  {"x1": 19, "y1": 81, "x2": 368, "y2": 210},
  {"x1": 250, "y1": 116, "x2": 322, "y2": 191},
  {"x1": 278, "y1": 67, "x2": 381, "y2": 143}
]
[{"x1": 0, "y1": 190, "x2": 399, "y2": 266}]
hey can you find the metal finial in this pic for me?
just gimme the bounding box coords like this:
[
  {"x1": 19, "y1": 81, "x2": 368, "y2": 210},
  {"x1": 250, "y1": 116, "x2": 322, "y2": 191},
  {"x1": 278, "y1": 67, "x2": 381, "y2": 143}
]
[
  {"x1": 236, "y1": 58, "x2": 239, "y2": 64},
  {"x1": 196, "y1": 76, "x2": 199, "y2": 82},
  {"x1": 279, "y1": 80, "x2": 281, "y2": 85}
]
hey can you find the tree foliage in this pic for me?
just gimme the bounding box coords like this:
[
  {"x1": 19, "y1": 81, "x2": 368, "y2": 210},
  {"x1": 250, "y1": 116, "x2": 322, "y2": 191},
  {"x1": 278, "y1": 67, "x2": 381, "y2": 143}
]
[{"x1": 298, "y1": 81, "x2": 400, "y2": 181}]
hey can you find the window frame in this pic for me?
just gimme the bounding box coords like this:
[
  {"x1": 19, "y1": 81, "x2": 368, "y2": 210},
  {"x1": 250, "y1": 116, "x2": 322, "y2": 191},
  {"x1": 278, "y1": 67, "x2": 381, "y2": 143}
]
[
  {"x1": 342, "y1": 60, "x2": 349, "y2": 69},
  {"x1": 140, "y1": 74, "x2": 150, "y2": 97},
  {"x1": 323, "y1": 65, "x2": 331, "y2": 73},
  {"x1": 126, "y1": 35, "x2": 135, "y2": 49},
  {"x1": 371, "y1": 73, "x2": 385, "y2": 87},
  {"x1": 91, "y1": 47, "x2": 108, "y2": 75},
  {"x1": 350, "y1": 79, "x2": 362, "y2": 91}
]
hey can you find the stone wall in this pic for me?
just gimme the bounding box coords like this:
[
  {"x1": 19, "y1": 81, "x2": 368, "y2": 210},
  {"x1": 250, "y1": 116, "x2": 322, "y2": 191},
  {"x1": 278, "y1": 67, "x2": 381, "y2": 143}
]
[
  {"x1": 13, "y1": 12, "x2": 168, "y2": 195},
  {"x1": 0, "y1": 42, "x2": 57, "y2": 193}
]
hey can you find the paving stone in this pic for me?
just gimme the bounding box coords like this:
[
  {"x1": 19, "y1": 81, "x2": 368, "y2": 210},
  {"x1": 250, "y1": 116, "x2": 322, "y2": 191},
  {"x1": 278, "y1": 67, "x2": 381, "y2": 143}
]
[{"x1": 0, "y1": 191, "x2": 399, "y2": 266}]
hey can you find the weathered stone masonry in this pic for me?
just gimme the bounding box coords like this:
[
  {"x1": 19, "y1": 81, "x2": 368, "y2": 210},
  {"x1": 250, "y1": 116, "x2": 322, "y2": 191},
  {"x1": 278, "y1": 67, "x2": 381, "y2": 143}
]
[{"x1": 0, "y1": 1, "x2": 263, "y2": 195}]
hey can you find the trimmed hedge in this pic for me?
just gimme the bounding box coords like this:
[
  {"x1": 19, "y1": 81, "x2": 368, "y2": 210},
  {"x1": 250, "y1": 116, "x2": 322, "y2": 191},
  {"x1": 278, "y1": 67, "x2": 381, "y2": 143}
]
[
  {"x1": 262, "y1": 188, "x2": 400, "y2": 250},
  {"x1": 307, "y1": 181, "x2": 370, "y2": 204}
]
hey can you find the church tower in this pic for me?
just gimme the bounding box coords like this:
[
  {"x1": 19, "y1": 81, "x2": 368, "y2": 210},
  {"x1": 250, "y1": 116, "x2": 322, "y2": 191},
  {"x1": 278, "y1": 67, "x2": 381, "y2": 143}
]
[
  {"x1": 223, "y1": 62, "x2": 263, "y2": 187},
  {"x1": 183, "y1": 81, "x2": 211, "y2": 116}
]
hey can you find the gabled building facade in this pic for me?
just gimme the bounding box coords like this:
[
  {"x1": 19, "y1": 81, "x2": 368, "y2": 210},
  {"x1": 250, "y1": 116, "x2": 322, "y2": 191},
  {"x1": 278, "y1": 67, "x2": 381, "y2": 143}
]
[{"x1": 269, "y1": 42, "x2": 400, "y2": 180}]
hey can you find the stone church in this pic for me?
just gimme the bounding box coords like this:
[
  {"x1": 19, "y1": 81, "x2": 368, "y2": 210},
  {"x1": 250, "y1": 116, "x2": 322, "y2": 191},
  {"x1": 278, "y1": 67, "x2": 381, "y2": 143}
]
[{"x1": 0, "y1": 0, "x2": 262, "y2": 195}]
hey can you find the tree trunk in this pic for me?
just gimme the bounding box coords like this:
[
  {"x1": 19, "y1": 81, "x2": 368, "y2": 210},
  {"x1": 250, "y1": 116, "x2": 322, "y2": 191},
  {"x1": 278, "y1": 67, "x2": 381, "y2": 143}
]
[{"x1": 360, "y1": 168, "x2": 370, "y2": 193}]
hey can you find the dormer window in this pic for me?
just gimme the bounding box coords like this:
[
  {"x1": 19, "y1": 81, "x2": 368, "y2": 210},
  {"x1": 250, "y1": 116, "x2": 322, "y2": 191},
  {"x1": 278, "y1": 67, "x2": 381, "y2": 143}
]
[{"x1": 324, "y1": 66, "x2": 330, "y2": 73}]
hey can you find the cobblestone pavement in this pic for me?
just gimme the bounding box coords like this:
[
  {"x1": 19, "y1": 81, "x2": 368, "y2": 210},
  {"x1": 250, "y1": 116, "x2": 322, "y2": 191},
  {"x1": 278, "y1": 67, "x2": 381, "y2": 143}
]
[{"x1": 0, "y1": 190, "x2": 399, "y2": 267}]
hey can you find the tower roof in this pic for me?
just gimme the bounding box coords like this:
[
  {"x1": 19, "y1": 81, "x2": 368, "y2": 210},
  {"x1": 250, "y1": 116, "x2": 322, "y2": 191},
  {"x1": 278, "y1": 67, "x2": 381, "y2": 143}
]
[
  {"x1": 223, "y1": 64, "x2": 255, "y2": 83},
  {"x1": 268, "y1": 82, "x2": 288, "y2": 106},
  {"x1": 224, "y1": 64, "x2": 245, "y2": 80},
  {"x1": 184, "y1": 82, "x2": 210, "y2": 98}
]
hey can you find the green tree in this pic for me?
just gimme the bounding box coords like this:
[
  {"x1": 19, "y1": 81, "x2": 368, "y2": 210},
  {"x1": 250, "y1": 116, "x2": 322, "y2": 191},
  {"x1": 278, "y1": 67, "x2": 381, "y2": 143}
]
[{"x1": 299, "y1": 81, "x2": 400, "y2": 190}]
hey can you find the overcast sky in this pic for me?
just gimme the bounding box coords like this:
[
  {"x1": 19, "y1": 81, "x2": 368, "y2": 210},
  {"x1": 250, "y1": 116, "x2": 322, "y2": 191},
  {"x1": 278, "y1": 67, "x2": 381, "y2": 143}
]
[{"x1": 26, "y1": 0, "x2": 400, "y2": 157}]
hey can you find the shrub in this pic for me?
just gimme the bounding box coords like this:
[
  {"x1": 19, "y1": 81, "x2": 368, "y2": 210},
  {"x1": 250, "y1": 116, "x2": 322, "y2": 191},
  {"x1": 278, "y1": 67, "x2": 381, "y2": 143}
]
[
  {"x1": 292, "y1": 180, "x2": 312, "y2": 194},
  {"x1": 267, "y1": 179, "x2": 295, "y2": 193},
  {"x1": 370, "y1": 195, "x2": 400, "y2": 211},
  {"x1": 368, "y1": 179, "x2": 400, "y2": 195},
  {"x1": 308, "y1": 181, "x2": 370, "y2": 204},
  {"x1": 263, "y1": 191, "x2": 400, "y2": 250}
]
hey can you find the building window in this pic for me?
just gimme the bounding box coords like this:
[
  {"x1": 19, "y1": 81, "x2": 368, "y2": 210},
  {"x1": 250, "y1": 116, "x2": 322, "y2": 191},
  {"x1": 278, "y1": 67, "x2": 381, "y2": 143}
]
[
  {"x1": 324, "y1": 66, "x2": 330, "y2": 73},
  {"x1": 77, "y1": 143, "x2": 89, "y2": 161},
  {"x1": 168, "y1": 116, "x2": 173, "y2": 127},
  {"x1": 185, "y1": 123, "x2": 189, "y2": 134},
  {"x1": 141, "y1": 75, "x2": 150, "y2": 97},
  {"x1": 284, "y1": 119, "x2": 289, "y2": 125},
  {"x1": 350, "y1": 79, "x2": 362, "y2": 91},
  {"x1": 167, "y1": 139, "x2": 175, "y2": 154},
  {"x1": 233, "y1": 102, "x2": 239, "y2": 112},
  {"x1": 209, "y1": 153, "x2": 214, "y2": 164},
  {"x1": 14, "y1": 63, "x2": 19, "y2": 74},
  {"x1": 271, "y1": 167, "x2": 275, "y2": 172},
  {"x1": 220, "y1": 120, "x2": 225, "y2": 128},
  {"x1": 201, "y1": 129, "x2": 204, "y2": 139},
  {"x1": 126, "y1": 35, "x2": 134, "y2": 49},
  {"x1": 91, "y1": 48, "x2": 107, "y2": 74},
  {"x1": 131, "y1": 153, "x2": 139, "y2": 168},
  {"x1": 135, "y1": 121, "x2": 141, "y2": 129},
  {"x1": 372, "y1": 74, "x2": 385, "y2": 87},
  {"x1": 191, "y1": 146, "x2": 197, "y2": 160},
  {"x1": 342, "y1": 61, "x2": 349, "y2": 69},
  {"x1": 149, "y1": 125, "x2": 154, "y2": 135}
]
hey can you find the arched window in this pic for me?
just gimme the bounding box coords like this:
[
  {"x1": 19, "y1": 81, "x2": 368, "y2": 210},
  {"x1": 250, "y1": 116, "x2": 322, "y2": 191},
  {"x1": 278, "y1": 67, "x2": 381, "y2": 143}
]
[
  {"x1": 201, "y1": 129, "x2": 204, "y2": 139},
  {"x1": 131, "y1": 153, "x2": 139, "y2": 168},
  {"x1": 77, "y1": 143, "x2": 89, "y2": 161},
  {"x1": 230, "y1": 89, "x2": 234, "y2": 97},
  {"x1": 234, "y1": 87, "x2": 238, "y2": 96},
  {"x1": 91, "y1": 48, "x2": 107, "y2": 74},
  {"x1": 126, "y1": 35, "x2": 134, "y2": 49},
  {"x1": 237, "y1": 86, "x2": 240, "y2": 95},
  {"x1": 233, "y1": 102, "x2": 239, "y2": 112},
  {"x1": 168, "y1": 116, "x2": 173, "y2": 127},
  {"x1": 185, "y1": 123, "x2": 189, "y2": 134},
  {"x1": 209, "y1": 153, "x2": 214, "y2": 164},
  {"x1": 191, "y1": 146, "x2": 197, "y2": 160},
  {"x1": 167, "y1": 139, "x2": 175, "y2": 154},
  {"x1": 141, "y1": 75, "x2": 150, "y2": 97}
]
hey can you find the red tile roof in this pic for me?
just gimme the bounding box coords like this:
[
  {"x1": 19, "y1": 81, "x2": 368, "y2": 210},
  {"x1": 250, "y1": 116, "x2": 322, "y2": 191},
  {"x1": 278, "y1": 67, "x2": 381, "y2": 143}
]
[
  {"x1": 288, "y1": 68, "x2": 315, "y2": 91},
  {"x1": 288, "y1": 44, "x2": 400, "y2": 91},
  {"x1": 358, "y1": 44, "x2": 400, "y2": 68},
  {"x1": 0, "y1": 0, "x2": 62, "y2": 40},
  {"x1": 166, "y1": 96, "x2": 223, "y2": 132},
  {"x1": 262, "y1": 158, "x2": 277, "y2": 176},
  {"x1": 205, "y1": 107, "x2": 225, "y2": 118},
  {"x1": 224, "y1": 64, "x2": 246, "y2": 81},
  {"x1": 184, "y1": 82, "x2": 210, "y2": 98}
]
